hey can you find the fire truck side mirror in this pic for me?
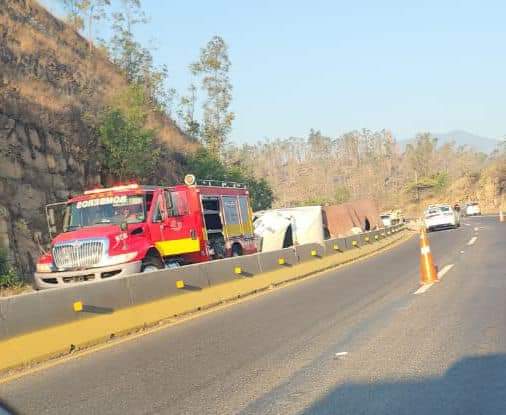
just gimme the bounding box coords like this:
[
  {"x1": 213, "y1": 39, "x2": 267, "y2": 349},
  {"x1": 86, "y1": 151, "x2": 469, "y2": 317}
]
[
  {"x1": 47, "y1": 208, "x2": 55, "y2": 226},
  {"x1": 47, "y1": 208, "x2": 57, "y2": 235}
]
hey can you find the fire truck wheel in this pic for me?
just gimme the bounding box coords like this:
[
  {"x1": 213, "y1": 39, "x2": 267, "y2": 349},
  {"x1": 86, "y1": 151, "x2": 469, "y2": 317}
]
[
  {"x1": 232, "y1": 244, "x2": 243, "y2": 257},
  {"x1": 141, "y1": 256, "x2": 164, "y2": 272}
]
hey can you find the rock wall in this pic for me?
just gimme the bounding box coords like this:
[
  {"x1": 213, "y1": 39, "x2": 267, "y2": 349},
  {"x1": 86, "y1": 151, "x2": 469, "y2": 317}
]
[
  {"x1": 0, "y1": 112, "x2": 93, "y2": 275},
  {"x1": 0, "y1": 0, "x2": 196, "y2": 277}
]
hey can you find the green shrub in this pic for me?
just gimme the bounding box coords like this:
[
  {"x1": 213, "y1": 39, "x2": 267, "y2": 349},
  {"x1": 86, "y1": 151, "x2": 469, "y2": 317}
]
[
  {"x1": 0, "y1": 249, "x2": 23, "y2": 289},
  {"x1": 185, "y1": 148, "x2": 274, "y2": 211},
  {"x1": 98, "y1": 85, "x2": 160, "y2": 181}
]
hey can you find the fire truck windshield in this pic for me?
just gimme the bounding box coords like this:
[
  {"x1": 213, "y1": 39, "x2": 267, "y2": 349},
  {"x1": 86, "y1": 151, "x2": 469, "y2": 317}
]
[{"x1": 64, "y1": 195, "x2": 146, "y2": 231}]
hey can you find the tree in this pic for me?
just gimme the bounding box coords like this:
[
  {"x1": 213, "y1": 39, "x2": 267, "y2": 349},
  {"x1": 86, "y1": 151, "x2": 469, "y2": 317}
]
[
  {"x1": 109, "y1": 0, "x2": 149, "y2": 82},
  {"x1": 185, "y1": 149, "x2": 274, "y2": 211},
  {"x1": 98, "y1": 85, "x2": 159, "y2": 180},
  {"x1": 191, "y1": 35, "x2": 234, "y2": 158},
  {"x1": 405, "y1": 133, "x2": 438, "y2": 178},
  {"x1": 60, "y1": 0, "x2": 110, "y2": 51},
  {"x1": 61, "y1": 0, "x2": 84, "y2": 30},
  {"x1": 246, "y1": 178, "x2": 274, "y2": 211},
  {"x1": 185, "y1": 148, "x2": 227, "y2": 180},
  {"x1": 109, "y1": 0, "x2": 174, "y2": 114},
  {"x1": 178, "y1": 82, "x2": 200, "y2": 137}
]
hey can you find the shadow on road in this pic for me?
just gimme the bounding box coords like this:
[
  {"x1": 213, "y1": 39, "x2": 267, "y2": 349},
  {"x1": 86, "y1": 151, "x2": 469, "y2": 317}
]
[
  {"x1": 0, "y1": 400, "x2": 19, "y2": 415},
  {"x1": 300, "y1": 354, "x2": 506, "y2": 415}
]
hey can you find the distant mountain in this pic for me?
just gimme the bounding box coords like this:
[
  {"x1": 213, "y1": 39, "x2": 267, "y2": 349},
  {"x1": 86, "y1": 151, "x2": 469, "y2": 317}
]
[{"x1": 399, "y1": 130, "x2": 501, "y2": 154}]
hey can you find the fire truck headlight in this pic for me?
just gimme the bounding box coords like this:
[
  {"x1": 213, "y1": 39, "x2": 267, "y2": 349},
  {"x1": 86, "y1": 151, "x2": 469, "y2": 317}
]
[
  {"x1": 36, "y1": 263, "x2": 54, "y2": 273},
  {"x1": 100, "y1": 251, "x2": 138, "y2": 267}
]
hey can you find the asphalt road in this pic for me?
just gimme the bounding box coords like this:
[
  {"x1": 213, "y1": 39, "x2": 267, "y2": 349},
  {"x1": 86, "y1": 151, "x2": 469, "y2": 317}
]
[{"x1": 1, "y1": 216, "x2": 505, "y2": 415}]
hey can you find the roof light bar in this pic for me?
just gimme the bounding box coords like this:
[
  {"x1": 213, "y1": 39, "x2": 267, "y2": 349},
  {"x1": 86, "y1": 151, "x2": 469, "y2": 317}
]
[
  {"x1": 196, "y1": 179, "x2": 245, "y2": 189},
  {"x1": 84, "y1": 183, "x2": 140, "y2": 195}
]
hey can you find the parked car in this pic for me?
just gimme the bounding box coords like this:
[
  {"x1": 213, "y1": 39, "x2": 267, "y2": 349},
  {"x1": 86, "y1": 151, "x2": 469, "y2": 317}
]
[
  {"x1": 464, "y1": 202, "x2": 481, "y2": 216},
  {"x1": 424, "y1": 204, "x2": 460, "y2": 232}
]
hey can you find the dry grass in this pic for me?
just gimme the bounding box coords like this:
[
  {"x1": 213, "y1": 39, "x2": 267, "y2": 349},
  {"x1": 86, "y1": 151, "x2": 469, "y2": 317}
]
[
  {"x1": 15, "y1": 80, "x2": 75, "y2": 114},
  {"x1": 0, "y1": 284, "x2": 33, "y2": 298},
  {"x1": 2, "y1": 0, "x2": 194, "y2": 155}
]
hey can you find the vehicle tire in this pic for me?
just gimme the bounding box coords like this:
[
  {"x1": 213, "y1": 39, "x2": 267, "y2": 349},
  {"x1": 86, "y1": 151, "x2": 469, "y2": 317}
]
[
  {"x1": 231, "y1": 244, "x2": 243, "y2": 257},
  {"x1": 141, "y1": 255, "x2": 164, "y2": 272}
]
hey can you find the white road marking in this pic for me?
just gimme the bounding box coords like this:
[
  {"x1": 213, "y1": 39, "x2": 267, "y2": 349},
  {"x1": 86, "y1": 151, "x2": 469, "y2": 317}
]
[
  {"x1": 464, "y1": 223, "x2": 471, "y2": 226},
  {"x1": 334, "y1": 352, "x2": 348, "y2": 360},
  {"x1": 414, "y1": 283, "x2": 434, "y2": 295},
  {"x1": 467, "y1": 236, "x2": 478, "y2": 246},
  {"x1": 437, "y1": 264, "x2": 455, "y2": 280},
  {"x1": 414, "y1": 264, "x2": 455, "y2": 295},
  {"x1": 474, "y1": 227, "x2": 479, "y2": 232}
]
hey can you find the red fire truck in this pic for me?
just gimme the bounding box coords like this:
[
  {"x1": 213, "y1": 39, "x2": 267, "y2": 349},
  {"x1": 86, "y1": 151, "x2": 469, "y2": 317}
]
[{"x1": 34, "y1": 175, "x2": 257, "y2": 289}]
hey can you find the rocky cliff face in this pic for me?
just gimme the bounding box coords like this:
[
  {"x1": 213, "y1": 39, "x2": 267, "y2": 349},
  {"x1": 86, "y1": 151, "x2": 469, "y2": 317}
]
[
  {"x1": 0, "y1": 0, "x2": 195, "y2": 277},
  {"x1": 0, "y1": 113, "x2": 80, "y2": 275}
]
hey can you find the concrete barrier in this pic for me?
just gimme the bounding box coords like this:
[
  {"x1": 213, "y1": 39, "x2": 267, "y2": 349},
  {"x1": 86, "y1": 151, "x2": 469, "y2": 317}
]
[
  {"x1": 295, "y1": 243, "x2": 325, "y2": 262},
  {"x1": 0, "y1": 227, "x2": 410, "y2": 374},
  {"x1": 344, "y1": 235, "x2": 363, "y2": 249},
  {"x1": 1, "y1": 277, "x2": 132, "y2": 339},
  {"x1": 324, "y1": 238, "x2": 347, "y2": 256},
  {"x1": 257, "y1": 248, "x2": 298, "y2": 272},
  {"x1": 127, "y1": 263, "x2": 209, "y2": 306},
  {"x1": 202, "y1": 254, "x2": 262, "y2": 286},
  {"x1": 362, "y1": 231, "x2": 375, "y2": 243},
  {"x1": 374, "y1": 229, "x2": 385, "y2": 241}
]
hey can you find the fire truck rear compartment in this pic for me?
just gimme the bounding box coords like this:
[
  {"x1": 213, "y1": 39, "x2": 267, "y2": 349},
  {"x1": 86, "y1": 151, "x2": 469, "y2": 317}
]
[{"x1": 202, "y1": 198, "x2": 226, "y2": 258}]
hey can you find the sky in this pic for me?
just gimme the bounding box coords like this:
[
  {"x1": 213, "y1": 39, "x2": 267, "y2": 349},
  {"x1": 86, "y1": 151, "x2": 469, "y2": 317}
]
[{"x1": 40, "y1": 0, "x2": 506, "y2": 143}]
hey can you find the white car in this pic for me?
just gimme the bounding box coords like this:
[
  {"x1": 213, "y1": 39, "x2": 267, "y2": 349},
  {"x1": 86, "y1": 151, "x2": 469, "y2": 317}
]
[
  {"x1": 465, "y1": 202, "x2": 481, "y2": 216},
  {"x1": 424, "y1": 205, "x2": 460, "y2": 231}
]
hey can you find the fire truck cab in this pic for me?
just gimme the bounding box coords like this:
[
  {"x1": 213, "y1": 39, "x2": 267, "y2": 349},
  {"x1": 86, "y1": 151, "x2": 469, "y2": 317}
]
[{"x1": 34, "y1": 175, "x2": 257, "y2": 289}]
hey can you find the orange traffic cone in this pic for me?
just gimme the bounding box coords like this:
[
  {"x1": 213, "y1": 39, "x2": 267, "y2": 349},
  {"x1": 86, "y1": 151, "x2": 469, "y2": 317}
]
[{"x1": 420, "y1": 227, "x2": 438, "y2": 285}]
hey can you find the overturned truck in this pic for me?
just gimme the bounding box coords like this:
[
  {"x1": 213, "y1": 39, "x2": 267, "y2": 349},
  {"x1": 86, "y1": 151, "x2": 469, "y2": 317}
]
[
  {"x1": 254, "y1": 200, "x2": 381, "y2": 252},
  {"x1": 322, "y1": 199, "x2": 381, "y2": 238}
]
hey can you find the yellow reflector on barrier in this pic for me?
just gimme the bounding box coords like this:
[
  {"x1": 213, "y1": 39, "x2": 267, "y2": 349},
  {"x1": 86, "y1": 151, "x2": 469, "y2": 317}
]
[
  {"x1": 176, "y1": 280, "x2": 185, "y2": 289},
  {"x1": 234, "y1": 266, "x2": 242, "y2": 275},
  {"x1": 375, "y1": 235, "x2": 379, "y2": 240},
  {"x1": 333, "y1": 244, "x2": 339, "y2": 250},
  {"x1": 73, "y1": 301, "x2": 83, "y2": 312},
  {"x1": 311, "y1": 249, "x2": 317, "y2": 257},
  {"x1": 352, "y1": 240, "x2": 358, "y2": 247},
  {"x1": 365, "y1": 236, "x2": 370, "y2": 242},
  {"x1": 278, "y1": 258, "x2": 286, "y2": 265}
]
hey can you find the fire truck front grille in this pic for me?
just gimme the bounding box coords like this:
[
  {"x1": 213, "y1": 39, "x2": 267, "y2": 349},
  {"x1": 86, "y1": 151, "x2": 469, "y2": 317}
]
[{"x1": 53, "y1": 239, "x2": 106, "y2": 269}]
